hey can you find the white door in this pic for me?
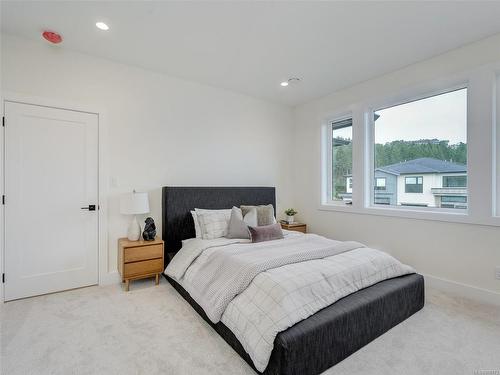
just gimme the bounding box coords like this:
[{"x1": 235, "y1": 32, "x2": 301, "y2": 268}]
[{"x1": 4, "y1": 101, "x2": 99, "y2": 301}]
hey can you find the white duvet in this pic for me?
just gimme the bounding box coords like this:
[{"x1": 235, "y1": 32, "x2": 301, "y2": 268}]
[{"x1": 165, "y1": 231, "x2": 414, "y2": 372}]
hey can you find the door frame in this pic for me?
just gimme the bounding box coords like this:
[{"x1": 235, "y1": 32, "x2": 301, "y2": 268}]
[{"x1": 0, "y1": 91, "x2": 111, "y2": 302}]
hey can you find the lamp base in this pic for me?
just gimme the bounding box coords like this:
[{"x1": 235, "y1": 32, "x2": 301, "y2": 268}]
[{"x1": 127, "y1": 215, "x2": 141, "y2": 241}]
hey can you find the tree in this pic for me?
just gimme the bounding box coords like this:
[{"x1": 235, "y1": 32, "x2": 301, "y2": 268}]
[
  {"x1": 331, "y1": 138, "x2": 467, "y2": 198},
  {"x1": 374, "y1": 139, "x2": 466, "y2": 168}
]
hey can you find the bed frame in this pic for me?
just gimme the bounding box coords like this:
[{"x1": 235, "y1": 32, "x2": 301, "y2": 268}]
[{"x1": 162, "y1": 186, "x2": 425, "y2": 375}]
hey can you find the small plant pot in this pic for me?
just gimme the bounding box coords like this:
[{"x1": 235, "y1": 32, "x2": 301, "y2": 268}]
[{"x1": 286, "y1": 215, "x2": 295, "y2": 224}]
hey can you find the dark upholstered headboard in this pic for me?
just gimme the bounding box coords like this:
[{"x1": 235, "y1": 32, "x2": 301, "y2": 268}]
[{"x1": 162, "y1": 186, "x2": 276, "y2": 260}]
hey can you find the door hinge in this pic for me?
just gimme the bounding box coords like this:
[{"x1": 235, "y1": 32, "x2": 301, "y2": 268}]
[
  {"x1": 2, "y1": 195, "x2": 4, "y2": 205},
  {"x1": 2, "y1": 116, "x2": 4, "y2": 127},
  {"x1": 2, "y1": 273, "x2": 4, "y2": 283}
]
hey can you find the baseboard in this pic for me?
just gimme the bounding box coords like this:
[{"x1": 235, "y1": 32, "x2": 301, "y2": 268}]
[
  {"x1": 99, "y1": 271, "x2": 120, "y2": 286},
  {"x1": 422, "y1": 273, "x2": 500, "y2": 307}
]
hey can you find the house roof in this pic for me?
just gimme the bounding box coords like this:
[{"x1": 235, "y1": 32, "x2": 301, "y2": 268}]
[{"x1": 376, "y1": 157, "x2": 467, "y2": 176}]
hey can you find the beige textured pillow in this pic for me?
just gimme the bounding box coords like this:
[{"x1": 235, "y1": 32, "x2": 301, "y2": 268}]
[
  {"x1": 194, "y1": 208, "x2": 232, "y2": 239},
  {"x1": 240, "y1": 204, "x2": 275, "y2": 226},
  {"x1": 190, "y1": 210, "x2": 202, "y2": 238}
]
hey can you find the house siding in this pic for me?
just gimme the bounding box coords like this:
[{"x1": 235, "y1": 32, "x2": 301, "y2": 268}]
[
  {"x1": 397, "y1": 173, "x2": 467, "y2": 207},
  {"x1": 374, "y1": 171, "x2": 397, "y2": 205}
]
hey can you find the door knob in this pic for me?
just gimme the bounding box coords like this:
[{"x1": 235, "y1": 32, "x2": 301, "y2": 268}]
[{"x1": 81, "y1": 205, "x2": 96, "y2": 211}]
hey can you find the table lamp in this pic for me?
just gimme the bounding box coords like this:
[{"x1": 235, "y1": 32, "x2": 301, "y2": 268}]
[{"x1": 120, "y1": 191, "x2": 150, "y2": 241}]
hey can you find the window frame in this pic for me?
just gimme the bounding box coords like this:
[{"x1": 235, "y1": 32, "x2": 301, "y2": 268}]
[
  {"x1": 374, "y1": 177, "x2": 386, "y2": 191},
  {"x1": 495, "y1": 71, "x2": 500, "y2": 217},
  {"x1": 442, "y1": 175, "x2": 467, "y2": 188},
  {"x1": 405, "y1": 176, "x2": 424, "y2": 193},
  {"x1": 322, "y1": 113, "x2": 354, "y2": 207},
  {"x1": 320, "y1": 64, "x2": 500, "y2": 227},
  {"x1": 367, "y1": 84, "x2": 469, "y2": 213},
  {"x1": 441, "y1": 196, "x2": 467, "y2": 203}
]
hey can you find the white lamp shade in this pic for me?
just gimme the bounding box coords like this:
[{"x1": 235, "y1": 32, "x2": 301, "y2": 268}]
[{"x1": 120, "y1": 192, "x2": 150, "y2": 215}]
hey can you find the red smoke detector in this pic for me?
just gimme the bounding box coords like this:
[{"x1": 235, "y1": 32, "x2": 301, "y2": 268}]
[{"x1": 42, "y1": 31, "x2": 62, "y2": 44}]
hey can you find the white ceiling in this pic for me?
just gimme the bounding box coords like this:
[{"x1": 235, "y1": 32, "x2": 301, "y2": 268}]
[{"x1": 2, "y1": 1, "x2": 500, "y2": 106}]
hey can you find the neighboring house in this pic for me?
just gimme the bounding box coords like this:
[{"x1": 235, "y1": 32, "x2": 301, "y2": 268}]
[
  {"x1": 343, "y1": 170, "x2": 397, "y2": 205},
  {"x1": 342, "y1": 158, "x2": 467, "y2": 208},
  {"x1": 341, "y1": 176, "x2": 353, "y2": 203},
  {"x1": 373, "y1": 170, "x2": 398, "y2": 205}
]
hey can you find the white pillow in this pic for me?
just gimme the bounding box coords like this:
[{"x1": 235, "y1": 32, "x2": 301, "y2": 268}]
[
  {"x1": 190, "y1": 210, "x2": 201, "y2": 239},
  {"x1": 226, "y1": 207, "x2": 258, "y2": 239},
  {"x1": 194, "y1": 208, "x2": 232, "y2": 240},
  {"x1": 243, "y1": 207, "x2": 258, "y2": 227}
]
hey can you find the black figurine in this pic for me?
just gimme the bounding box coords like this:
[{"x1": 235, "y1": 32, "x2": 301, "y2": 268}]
[{"x1": 142, "y1": 217, "x2": 156, "y2": 241}]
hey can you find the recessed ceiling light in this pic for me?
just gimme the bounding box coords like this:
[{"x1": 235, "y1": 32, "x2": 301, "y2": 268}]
[
  {"x1": 96, "y1": 22, "x2": 109, "y2": 31},
  {"x1": 280, "y1": 77, "x2": 301, "y2": 87}
]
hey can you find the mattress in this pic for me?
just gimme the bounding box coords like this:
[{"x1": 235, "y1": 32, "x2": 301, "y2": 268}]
[{"x1": 166, "y1": 273, "x2": 425, "y2": 375}]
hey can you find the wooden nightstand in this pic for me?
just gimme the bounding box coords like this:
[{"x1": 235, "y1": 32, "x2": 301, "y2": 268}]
[
  {"x1": 118, "y1": 237, "x2": 164, "y2": 291},
  {"x1": 280, "y1": 222, "x2": 307, "y2": 233}
]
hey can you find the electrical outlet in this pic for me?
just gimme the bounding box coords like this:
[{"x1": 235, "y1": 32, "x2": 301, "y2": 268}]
[{"x1": 496, "y1": 267, "x2": 500, "y2": 280}]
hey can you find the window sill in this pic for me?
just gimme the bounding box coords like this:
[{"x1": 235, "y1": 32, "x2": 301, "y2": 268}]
[{"x1": 318, "y1": 203, "x2": 500, "y2": 227}]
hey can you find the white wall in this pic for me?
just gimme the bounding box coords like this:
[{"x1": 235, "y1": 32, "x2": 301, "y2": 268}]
[
  {"x1": 293, "y1": 33, "x2": 500, "y2": 297},
  {"x1": 0, "y1": 34, "x2": 294, "y2": 283},
  {"x1": 2, "y1": 32, "x2": 500, "y2": 302},
  {"x1": 396, "y1": 174, "x2": 439, "y2": 207}
]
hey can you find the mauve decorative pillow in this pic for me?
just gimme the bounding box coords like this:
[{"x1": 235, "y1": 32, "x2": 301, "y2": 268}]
[
  {"x1": 248, "y1": 223, "x2": 284, "y2": 243},
  {"x1": 241, "y1": 204, "x2": 275, "y2": 226}
]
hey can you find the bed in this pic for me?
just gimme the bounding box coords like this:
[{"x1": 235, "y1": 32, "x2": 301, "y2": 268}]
[{"x1": 162, "y1": 186, "x2": 425, "y2": 375}]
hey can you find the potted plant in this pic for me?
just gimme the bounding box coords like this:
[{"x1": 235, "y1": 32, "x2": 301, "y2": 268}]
[{"x1": 285, "y1": 208, "x2": 298, "y2": 224}]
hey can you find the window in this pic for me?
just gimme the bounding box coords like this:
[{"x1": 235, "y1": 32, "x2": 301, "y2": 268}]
[
  {"x1": 374, "y1": 197, "x2": 390, "y2": 205},
  {"x1": 346, "y1": 177, "x2": 353, "y2": 192},
  {"x1": 375, "y1": 177, "x2": 386, "y2": 190},
  {"x1": 320, "y1": 69, "x2": 500, "y2": 226},
  {"x1": 373, "y1": 88, "x2": 467, "y2": 209},
  {"x1": 330, "y1": 117, "x2": 353, "y2": 204},
  {"x1": 405, "y1": 176, "x2": 423, "y2": 193},
  {"x1": 441, "y1": 196, "x2": 467, "y2": 203},
  {"x1": 441, "y1": 196, "x2": 467, "y2": 209},
  {"x1": 443, "y1": 175, "x2": 467, "y2": 187}
]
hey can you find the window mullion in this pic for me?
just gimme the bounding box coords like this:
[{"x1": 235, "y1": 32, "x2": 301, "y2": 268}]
[{"x1": 351, "y1": 107, "x2": 366, "y2": 209}]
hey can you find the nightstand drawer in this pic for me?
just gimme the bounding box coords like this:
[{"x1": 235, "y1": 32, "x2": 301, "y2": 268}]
[
  {"x1": 280, "y1": 222, "x2": 307, "y2": 233},
  {"x1": 289, "y1": 225, "x2": 306, "y2": 233},
  {"x1": 124, "y1": 258, "x2": 163, "y2": 277},
  {"x1": 124, "y1": 244, "x2": 163, "y2": 262}
]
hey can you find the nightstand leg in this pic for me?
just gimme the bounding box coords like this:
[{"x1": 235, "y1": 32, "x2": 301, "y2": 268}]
[
  {"x1": 125, "y1": 279, "x2": 130, "y2": 292},
  {"x1": 155, "y1": 273, "x2": 159, "y2": 285}
]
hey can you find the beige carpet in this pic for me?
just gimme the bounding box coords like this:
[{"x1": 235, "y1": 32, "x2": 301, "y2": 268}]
[{"x1": 1, "y1": 278, "x2": 499, "y2": 375}]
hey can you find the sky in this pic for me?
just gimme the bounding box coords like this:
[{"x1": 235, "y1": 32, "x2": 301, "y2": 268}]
[
  {"x1": 333, "y1": 125, "x2": 352, "y2": 140},
  {"x1": 374, "y1": 88, "x2": 467, "y2": 144},
  {"x1": 332, "y1": 88, "x2": 467, "y2": 144}
]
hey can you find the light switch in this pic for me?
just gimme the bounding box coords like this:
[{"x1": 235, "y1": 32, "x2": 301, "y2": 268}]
[{"x1": 111, "y1": 176, "x2": 120, "y2": 188}]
